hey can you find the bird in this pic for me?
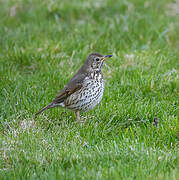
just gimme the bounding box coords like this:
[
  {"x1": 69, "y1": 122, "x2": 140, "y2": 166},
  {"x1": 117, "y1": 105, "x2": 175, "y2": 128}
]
[{"x1": 35, "y1": 53, "x2": 112, "y2": 121}]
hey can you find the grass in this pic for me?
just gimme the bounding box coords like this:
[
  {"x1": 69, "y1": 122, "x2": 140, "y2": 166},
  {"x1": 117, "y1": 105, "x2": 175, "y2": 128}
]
[{"x1": 0, "y1": 0, "x2": 179, "y2": 179}]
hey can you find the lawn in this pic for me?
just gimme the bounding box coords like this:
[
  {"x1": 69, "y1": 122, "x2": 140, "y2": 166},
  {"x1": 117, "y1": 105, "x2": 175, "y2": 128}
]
[{"x1": 0, "y1": 0, "x2": 179, "y2": 179}]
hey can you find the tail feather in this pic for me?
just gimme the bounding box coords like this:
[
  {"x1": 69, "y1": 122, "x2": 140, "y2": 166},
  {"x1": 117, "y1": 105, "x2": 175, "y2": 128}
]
[{"x1": 35, "y1": 103, "x2": 54, "y2": 116}]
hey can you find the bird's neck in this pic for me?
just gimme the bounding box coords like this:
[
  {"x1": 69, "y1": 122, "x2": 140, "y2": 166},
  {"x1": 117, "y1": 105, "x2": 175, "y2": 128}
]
[{"x1": 89, "y1": 70, "x2": 103, "y2": 81}]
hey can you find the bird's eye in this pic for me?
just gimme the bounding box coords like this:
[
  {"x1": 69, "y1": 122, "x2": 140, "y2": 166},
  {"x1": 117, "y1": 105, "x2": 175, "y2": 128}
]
[{"x1": 96, "y1": 58, "x2": 100, "y2": 61}]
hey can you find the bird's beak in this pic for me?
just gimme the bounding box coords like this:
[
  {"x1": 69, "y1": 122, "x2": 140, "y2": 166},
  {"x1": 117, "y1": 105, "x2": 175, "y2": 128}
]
[{"x1": 103, "y1": 55, "x2": 112, "y2": 60}]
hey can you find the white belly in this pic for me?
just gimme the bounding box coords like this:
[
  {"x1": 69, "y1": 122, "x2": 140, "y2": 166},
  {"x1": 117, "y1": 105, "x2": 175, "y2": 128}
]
[{"x1": 65, "y1": 78, "x2": 104, "y2": 112}]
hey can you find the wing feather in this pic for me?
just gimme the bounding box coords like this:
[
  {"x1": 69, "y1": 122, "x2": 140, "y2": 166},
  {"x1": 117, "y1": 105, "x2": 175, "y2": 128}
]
[{"x1": 52, "y1": 73, "x2": 87, "y2": 104}]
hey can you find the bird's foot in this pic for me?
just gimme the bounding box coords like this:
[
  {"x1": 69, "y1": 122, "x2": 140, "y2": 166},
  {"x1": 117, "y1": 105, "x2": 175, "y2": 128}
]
[{"x1": 77, "y1": 116, "x2": 87, "y2": 124}]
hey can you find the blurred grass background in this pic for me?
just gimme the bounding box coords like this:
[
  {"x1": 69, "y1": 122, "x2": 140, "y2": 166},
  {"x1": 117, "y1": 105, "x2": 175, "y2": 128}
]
[{"x1": 0, "y1": 0, "x2": 179, "y2": 179}]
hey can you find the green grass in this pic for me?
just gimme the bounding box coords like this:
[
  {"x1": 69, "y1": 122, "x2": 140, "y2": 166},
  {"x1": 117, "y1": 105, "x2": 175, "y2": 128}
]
[{"x1": 0, "y1": 0, "x2": 179, "y2": 179}]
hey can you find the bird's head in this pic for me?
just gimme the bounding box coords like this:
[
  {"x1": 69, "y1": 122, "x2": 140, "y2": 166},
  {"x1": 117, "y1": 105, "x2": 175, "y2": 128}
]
[{"x1": 84, "y1": 53, "x2": 112, "y2": 72}]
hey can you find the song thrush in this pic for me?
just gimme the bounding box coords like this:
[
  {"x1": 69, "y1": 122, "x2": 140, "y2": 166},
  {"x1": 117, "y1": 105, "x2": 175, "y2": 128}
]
[{"x1": 35, "y1": 53, "x2": 112, "y2": 121}]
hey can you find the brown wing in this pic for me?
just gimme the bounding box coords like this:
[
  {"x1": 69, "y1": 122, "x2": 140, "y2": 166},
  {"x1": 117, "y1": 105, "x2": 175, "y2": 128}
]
[{"x1": 52, "y1": 73, "x2": 87, "y2": 104}]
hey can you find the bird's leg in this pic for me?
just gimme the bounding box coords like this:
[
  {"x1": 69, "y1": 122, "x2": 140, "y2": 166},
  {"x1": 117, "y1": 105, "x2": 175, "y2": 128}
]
[{"x1": 74, "y1": 111, "x2": 80, "y2": 122}]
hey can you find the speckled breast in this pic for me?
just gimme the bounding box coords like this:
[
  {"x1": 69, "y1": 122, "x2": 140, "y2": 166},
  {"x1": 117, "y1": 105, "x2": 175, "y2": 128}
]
[{"x1": 65, "y1": 75, "x2": 104, "y2": 112}]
